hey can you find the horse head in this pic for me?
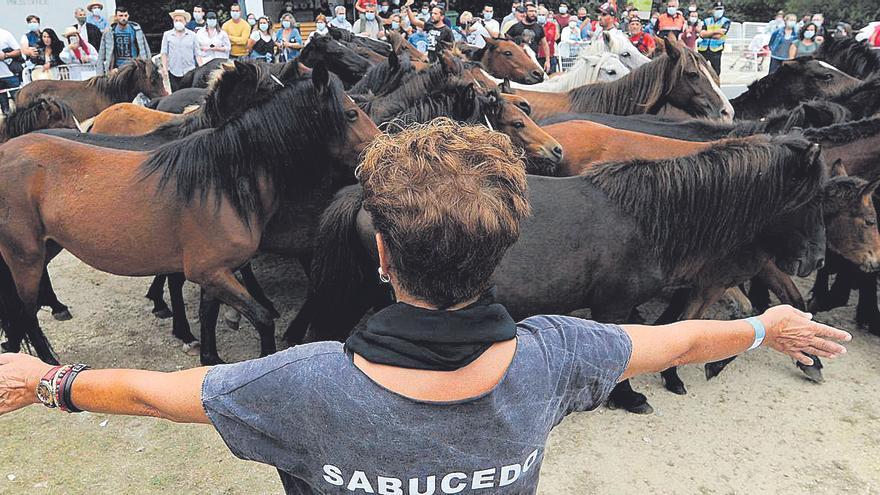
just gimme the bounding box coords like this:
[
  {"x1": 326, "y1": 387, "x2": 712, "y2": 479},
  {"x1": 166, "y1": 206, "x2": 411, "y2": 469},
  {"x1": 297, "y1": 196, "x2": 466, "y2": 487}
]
[
  {"x1": 300, "y1": 36, "x2": 372, "y2": 86},
  {"x1": 821, "y1": 160, "x2": 880, "y2": 272},
  {"x1": 130, "y1": 59, "x2": 168, "y2": 99},
  {"x1": 480, "y1": 88, "x2": 563, "y2": 173},
  {"x1": 661, "y1": 39, "x2": 734, "y2": 122},
  {"x1": 477, "y1": 36, "x2": 544, "y2": 85},
  {"x1": 588, "y1": 30, "x2": 650, "y2": 71}
]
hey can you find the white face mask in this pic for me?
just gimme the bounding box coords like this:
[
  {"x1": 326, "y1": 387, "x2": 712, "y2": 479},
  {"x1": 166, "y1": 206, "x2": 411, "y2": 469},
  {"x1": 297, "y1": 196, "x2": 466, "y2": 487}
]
[
  {"x1": 559, "y1": 6, "x2": 568, "y2": 13},
  {"x1": 207, "y1": 19, "x2": 217, "y2": 28},
  {"x1": 174, "y1": 21, "x2": 185, "y2": 31},
  {"x1": 713, "y1": 9, "x2": 723, "y2": 18},
  {"x1": 230, "y1": 11, "x2": 241, "y2": 20},
  {"x1": 667, "y1": 7, "x2": 677, "y2": 15},
  {"x1": 317, "y1": 22, "x2": 327, "y2": 31},
  {"x1": 259, "y1": 22, "x2": 269, "y2": 31},
  {"x1": 804, "y1": 30, "x2": 815, "y2": 39},
  {"x1": 484, "y1": 11, "x2": 493, "y2": 20},
  {"x1": 68, "y1": 36, "x2": 78, "y2": 44},
  {"x1": 91, "y1": 7, "x2": 102, "y2": 15},
  {"x1": 249, "y1": 18, "x2": 258, "y2": 26},
  {"x1": 28, "y1": 23, "x2": 40, "y2": 32},
  {"x1": 813, "y1": 19, "x2": 823, "y2": 26},
  {"x1": 282, "y1": 20, "x2": 292, "y2": 28},
  {"x1": 194, "y1": 12, "x2": 204, "y2": 21},
  {"x1": 336, "y1": 13, "x2": 346, "y2": 21}
]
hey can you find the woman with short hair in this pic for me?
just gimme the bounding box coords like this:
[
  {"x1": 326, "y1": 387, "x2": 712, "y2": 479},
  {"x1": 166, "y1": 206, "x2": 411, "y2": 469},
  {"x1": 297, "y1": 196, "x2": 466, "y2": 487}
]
[
  {"x1": 789, "y1": 22, "x2": 819, "y2": 58},
  {"x1": 0, "y1": 120, "x2": 851, "y2": 494},
  {"x1": 275, "y1": 12, "x2": 302, "y2": 62}
]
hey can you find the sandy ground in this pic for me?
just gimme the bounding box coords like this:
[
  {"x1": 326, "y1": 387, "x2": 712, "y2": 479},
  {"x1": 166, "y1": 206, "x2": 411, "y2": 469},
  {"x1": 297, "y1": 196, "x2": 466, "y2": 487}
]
[
  {"x1": 2, "y1": 52, "x2": 879, "y2": 495},
  {"x1": 1, "y1": 250, "x2": 878, "y2": 495}
]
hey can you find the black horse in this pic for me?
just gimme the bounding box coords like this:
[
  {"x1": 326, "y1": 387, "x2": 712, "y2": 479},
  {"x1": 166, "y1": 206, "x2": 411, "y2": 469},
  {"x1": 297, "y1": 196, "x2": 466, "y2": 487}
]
[
  {"x1": 816, "y1": 37, "x2": 880, "y2": 80},
  {"x1": 0, "y1": 97, "x2": 79, "y2": 143},
  {"x1": 300, "y1": 35, "x2": 373, "y2": 87},
  {"x1": 294, "y1": 134, "x2": 827, "y2": 415},
  {"x1": 731, "y1": 58, "x2": 860, "y2": 119},
  {"x1": 146, "y1": 87, "x2": 209, "y2": 113}
]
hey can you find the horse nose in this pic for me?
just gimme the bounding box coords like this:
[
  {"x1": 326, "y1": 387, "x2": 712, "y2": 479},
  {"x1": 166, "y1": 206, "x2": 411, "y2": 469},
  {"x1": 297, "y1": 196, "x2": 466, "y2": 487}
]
[
  {"x1": 531, "y1": 69, "x2": 544, "y2": 81},
  {"x1": 816, "y1": 257, "x2": 825, "y2": 270},
  {"x1": 552, "y1": 145, "x2": 564, "y2": 160}
]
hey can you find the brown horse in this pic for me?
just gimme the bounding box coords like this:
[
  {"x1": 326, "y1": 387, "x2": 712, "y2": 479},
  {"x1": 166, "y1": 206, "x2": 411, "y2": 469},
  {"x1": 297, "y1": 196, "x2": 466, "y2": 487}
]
[
  {"x1": 0, "y1": 66, "x2": 379, "y2": 366},
  {"x1": 542, "y1": 120, "x2": 711, "y2": 176},
  {"x1": 15, "y1": 59, "x2": 167, "y2": 121},
  {"x1": 0, "y1": 97, "x2": 79, "y2": 143},
  {"x1": 89, "y1": 103, "x2": 186, "y2": 136},
  {"x1": 508, "y1": 39, "x2": 733, "y2": 121},
  {"x1": 460, "y1": 36, "x2": 545, "y2": 84}
]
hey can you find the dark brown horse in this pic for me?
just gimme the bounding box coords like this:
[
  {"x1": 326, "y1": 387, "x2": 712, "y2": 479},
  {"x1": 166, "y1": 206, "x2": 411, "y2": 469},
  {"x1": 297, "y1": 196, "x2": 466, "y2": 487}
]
[
  {"x1": 730, "y1": 58, "x2": 860, "y2": 120},
  {"x1": 0, "y1": 97, "x2": 79, "y2": 143},
  {"x1": 0, "y1": 66, "x2": 379, "y2": 366},
  {"x1": 15, "y1": 60, "x2": 167, "y2": 120},
  {"x1": 508, "y1": 39, "x2": 733, "y2": 121},
  {"x1": 291, "y1": 135, "x2": 827, "y2": 418},
  {"x1": 816, "y1": 37, "x2": 880, "y2": 80},
  {"x1": 301, "y1": 34, "x2": 374, "y2": 87}
]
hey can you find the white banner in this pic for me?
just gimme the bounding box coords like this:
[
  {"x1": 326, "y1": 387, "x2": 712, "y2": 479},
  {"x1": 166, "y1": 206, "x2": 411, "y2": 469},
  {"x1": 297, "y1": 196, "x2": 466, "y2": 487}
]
[{"x1": 1, "y1": 0, "x2": 116, "y2": 40}]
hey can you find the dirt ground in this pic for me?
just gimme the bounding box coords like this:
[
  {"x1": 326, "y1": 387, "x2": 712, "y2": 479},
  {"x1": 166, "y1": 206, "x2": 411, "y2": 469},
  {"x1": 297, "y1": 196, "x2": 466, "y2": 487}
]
[{"x1": 1, "y1": 250, "x2": 879, "y2": 495}]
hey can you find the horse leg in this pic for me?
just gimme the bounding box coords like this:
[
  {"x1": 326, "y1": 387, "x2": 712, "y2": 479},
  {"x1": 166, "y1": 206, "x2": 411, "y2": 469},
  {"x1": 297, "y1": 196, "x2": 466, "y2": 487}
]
[
  {"x1": 167, "y1": 273, "x2": 198, "y2": 350},
  {"x1": 599, "y1": 305, "x2": 653, "y2": 414},
  {"x1": 807, "y1": 264, "x2": 833, "y2": 313},
  {"x1": 239, "y1": 262, "x2": 279, "y2": 318},
  {"x1": 855, "y1": 272, "x2": 880, "y2": 336},
  {"x1": 654, "y1": 288, "x2": 690, "y2": 325},
  {"x1": 720, "y1": 287, "x2": 753, "y2": 318},
  {"x1": 283, "y1": 293, "x2": 317, "y2": 346},
  {"x1": 0, "y1": 248, "x2": 58, "y2": 364},
  {"x1": 146, "y1": 274, "x2": 173, "y2": 318},
  {"x1": 747, "y1": 278, "x2": 772, "y2": 313},
  {"x1": 661, "y1": 286, "x2": 725, "y2": 395},
  {"x1": 197, "y1": 288, "x2": 223, "y2": 365},
  {"x1": 38, "y1": 266, "x2": 72, "y2": 321},
  {"x1": 199, "y1": 269, "x2": 276, "y2": 360}
]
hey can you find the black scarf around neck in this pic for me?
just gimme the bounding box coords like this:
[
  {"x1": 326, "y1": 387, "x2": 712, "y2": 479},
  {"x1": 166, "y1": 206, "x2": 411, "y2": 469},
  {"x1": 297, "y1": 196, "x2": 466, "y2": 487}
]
[{"x1": 344, "y1": 291, "x2": 517, "y2": 371}]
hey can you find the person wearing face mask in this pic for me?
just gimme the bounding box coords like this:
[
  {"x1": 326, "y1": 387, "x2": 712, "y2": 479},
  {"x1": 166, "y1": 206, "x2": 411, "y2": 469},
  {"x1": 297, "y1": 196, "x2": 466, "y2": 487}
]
[
  {"x1": 305, "y1": 14, "x2": 330, "y2": 45},
  {"x1": 810, "y1": 13, "x2": 825, "y2": 39},
  {"x1": 97, "y1": 6, "x2": 151, "y2": 74},
  {"x1": 657, "y1": 0, "x2": 685, "y2": 39},
  {"x1": 456, "y1": 12, "x2": 489, "y2": 48},
  {"x1": 790, "y1": 22, "x2": 819, "y2": 59},
  {"x1": 576, "y1": 8, "x2": 593, "y2": 41},
  {"x1": 405, "y1": 0, "x2": 453, "y2": 61},
  {"x1": 60, "y1": 26, "x2": 99, "y2": 65},
  {"x1": 353, "y1": 4, "x2": 387, "y2": 40},
  {"x1": 501, "y1": 2, "x2": 521, "y2": 30},
  {"x1": 386, "y1": 13, "x2": 405, "y2": 34},
  {"x1": 644, "y1": 11, "x2": 660, "y2": 35},
  {"x1": 186, "y1": 5, "x2": 207, "y2": 32},
  {"x1": 276, "y1": 13, "x2": 303, "y2": 61},
  {"x1": 536, "y1": 6, "x2": 558, "y2": 74},
  {"x1": 481, "y1": 5, "x2": 500, "y2": 37},
  {"x1": 377, "y1": 0, "x2": 394, "y2": 25},
  {"x1": 559, "y1": 17, "x2": 585, "y2": 59},
  {"x1": 554, "y1": 3, "x2": 571, "y2": 29},
  {"x1": 507, "y1": 3, "x2": 550, "y2": 72},
  {"x1": 329, "y1": 6, "x2": 354, "y2": 31},
  {"x1": 86, "y1": 2, "x2": 108, "y2": 31},
  {"x1": 768, "y1": 13, "x2": 798, "y2": 73},
  {"x1": 197, "y1": 11, "x2": 231, "y2": 63},
  {"x1": 72, "y1": 8, "x2": 102, "y2": 50},
  {"x1": 161, "y1": 10, "x2": 201, "y2": 92},
  {"x1": 248, "y1": 16, "x2": 276, "y2": 61},
  {"x1": 222, "y1": 3, "x2": 252, "y2": 59},
  {"x1": 697, "y1": 1, "x2": 730, "y2": 76},
  {"x1": 20, "y1": 16, "x2": 42, "y2": 63},
  {"x1": 681, "y1": 11, "x2": 701, "y2": 49}
]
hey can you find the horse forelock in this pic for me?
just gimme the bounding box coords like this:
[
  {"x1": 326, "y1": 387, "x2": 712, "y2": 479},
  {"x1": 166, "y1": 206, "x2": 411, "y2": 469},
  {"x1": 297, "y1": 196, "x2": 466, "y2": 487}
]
[
  {"x1": 583, "y1": 134, "x2": 823, "y2": 267},
  {"x1": 138, "y1": 74, "x2": 350, "y2": 225}
]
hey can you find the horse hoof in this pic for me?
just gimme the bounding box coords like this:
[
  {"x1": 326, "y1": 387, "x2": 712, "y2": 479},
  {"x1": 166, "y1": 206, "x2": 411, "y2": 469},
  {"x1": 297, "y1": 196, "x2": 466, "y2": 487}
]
[
  {"x1": 52, "y1": 309, "x2": 73, "y2": 321},
  {"x1": 200, "y1": 354, "x2": 226, "y2": 366},
  {"x1": 182, "y1": 341, "x2": 201, "y2": 357},
  {"x1": 705, "y1": 362, "x2": 726, "y2": 380},
  {"x1": 224, "y1": 316, "x2": 240, "y2": 331},
  {"x1": 0, "y1": 341, "x2": 18, "y2": 354},
  {"x1": 153, "y1": 307, "x2": 173, "y2": 319},
  {"x1": 798, "y1": 364, "x2": 825, "y2": 383},
  {"x1": 663, "y1": 381, "x2": 687, "y2": 396},
  {"x1": 625, "y1": 402, "x2": 654, "y2": 415}
]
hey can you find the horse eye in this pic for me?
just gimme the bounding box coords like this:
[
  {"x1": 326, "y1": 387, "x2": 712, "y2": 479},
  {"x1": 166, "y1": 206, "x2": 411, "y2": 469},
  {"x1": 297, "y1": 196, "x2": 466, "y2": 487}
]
[
  {"x1": 513, "y1": 121, "x2": 525, "y2": 129},
  {"x1": 345, "y1": 109, "x2": 359, "y2": 121},
  {"x1": 504, "y1": 51, "x2": 513, "y2": 57},
  {"x1": 621, "y1": 52, "x2": 630, "y2": 57},
  {"x1": 867, "y1": 218, "x2": 877, "y2": 227},
  {"x1": 821, "y1": 73, "x2": 834, "y2": 80},
  {"x1": 607, "y1": 70, "x2": 617, "y2": 75}
]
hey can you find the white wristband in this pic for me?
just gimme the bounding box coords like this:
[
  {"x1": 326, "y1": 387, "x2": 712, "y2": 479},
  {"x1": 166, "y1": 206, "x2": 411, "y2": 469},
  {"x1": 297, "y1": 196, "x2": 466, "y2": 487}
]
[{"x1": 746, "y1": 317, "x2": 765, "y2": 350}]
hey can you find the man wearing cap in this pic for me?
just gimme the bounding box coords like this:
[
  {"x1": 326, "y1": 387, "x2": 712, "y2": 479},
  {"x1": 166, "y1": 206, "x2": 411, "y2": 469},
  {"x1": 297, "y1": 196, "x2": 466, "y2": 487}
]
[
  {"x1": 73, "y1": 8, "x2": 103, "y2": 49},
  {"x1": 198, "y1": 12, "x2": 230, "y2": 63},
  {"x1": 87, "y1": 2, "x2": 108, "y2": 31},
  {"x1": 628, "y1": 16, "x2": 655, "y2": 56},
  {"x1": 329, "y1": 6, "x2": 354, "y2": 31},
  {"x1": 657, "y1": 0, "x2": 685, "y2": 39},
  {"x1": 98, "y1": 6, "x2": 150, "y2": 74},
  {"x1": 508, "y1": 3, "x2": 550, "y2": 72},
  {"x1": 593, "y1": 2, "x2": 620, "y2": 37},
  {"x1": 161, "y1": 9, "x2": 202, "y2": 92},
  {"x1": 698, "y1": 1, "x2": 730, "y2": 75}
]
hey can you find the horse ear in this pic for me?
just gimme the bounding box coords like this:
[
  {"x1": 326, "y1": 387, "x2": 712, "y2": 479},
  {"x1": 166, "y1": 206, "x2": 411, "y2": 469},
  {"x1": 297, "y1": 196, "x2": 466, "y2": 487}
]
[
  {"x1": 861, "y1": 176, "x2": 880, "y2": 197},
  {"x1": 312, "y1": 63, "x2": 330, "y2": 92},
  {"x1": 664, "y1": 37, "x2": 682, "y2": 61},
  {"x1": 483, "y1": 35, "x2": 497, "y2": 48},
  {"x1": 829, "y1": 159, "x2": 847, "y2": 178},
  {"x1": 499, "y1": 78, "x2": 512, "y2": 94},
  {"x1": 806, "y1": 142, "x2": 822, "y2": 171},
  {"x1": 388, "y1": 49, "x2": 399, "y2": 69},
  {"x1": 277, "y1": 60, "x2": 300, "y2": 82}
]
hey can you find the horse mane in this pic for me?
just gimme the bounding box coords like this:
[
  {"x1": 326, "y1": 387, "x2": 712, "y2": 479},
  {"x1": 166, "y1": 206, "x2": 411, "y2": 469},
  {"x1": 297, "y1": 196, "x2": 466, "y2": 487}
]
[
  {"x1": 86, "y1": 59, "x2": 152, "y2": 101},
  {"x1": 804, "y1": 116, "x2": 880, "y2": 144},
  {"x1": 359, "y1": 61, "x2": 459, "y2": 120},
  {"x1": 138, "y1": 74, "x2": 348, "y2": 224},
  {"x1": 567, "y1": 51, "x2": 686, "y2": 114},
  {"x1": 584, "y1": 133, "x2": 825, "y2": 267},
  {"x1": 368, "y1": 75, "x2": 493, "y2": 127},
  {"x1": 816, "y1": 37, "x2": 880, "y2": 79},
  {"x1": 0, "y1": 96, "x2": 75, "y2": 141},
  {"x1": 829, "y1": 75, "x2": 880, "y2": 118},
  {"x1": 728, "y1": 100, "x2": 852, "y2": 137},
  {"x1": 349, "y1": 51, "x2": 414, "y2": 96}
]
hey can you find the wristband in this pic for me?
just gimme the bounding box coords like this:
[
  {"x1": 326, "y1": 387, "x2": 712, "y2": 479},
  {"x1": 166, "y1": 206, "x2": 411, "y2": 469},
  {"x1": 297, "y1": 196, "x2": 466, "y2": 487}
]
[
  {"x1": 60, "y1": 364, "x2": 90, "y2": 413},
  {"x1": 746, "y1": 317, "x2": 766, "y2": 350}
]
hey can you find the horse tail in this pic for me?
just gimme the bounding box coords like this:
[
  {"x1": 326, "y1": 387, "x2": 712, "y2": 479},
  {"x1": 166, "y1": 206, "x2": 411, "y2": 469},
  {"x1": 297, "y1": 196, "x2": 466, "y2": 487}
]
[
  {"x1": 301, "y1": 185, "x2": 382, "y2": 343},
  {"x1": 0, "y1": 253, "x2": 25, "y2": 351}
]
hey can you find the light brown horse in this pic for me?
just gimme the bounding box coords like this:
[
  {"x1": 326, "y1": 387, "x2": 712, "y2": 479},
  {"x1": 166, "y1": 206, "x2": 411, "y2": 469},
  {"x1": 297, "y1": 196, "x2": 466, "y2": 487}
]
[
  {"x1": 15, "y1": 59, "x2": 167, "y2": 121},
  {"x1": 543, "y1": 120, "x2": 711, "y2": 176},
  {"x1": 460, "y1": 36, "x2": 545, "y2": 84},
  {"x1": 0, "y1": 66, "x2": 379, "y2": 366},
  {"x1": 89, "y1": 103, "x2": 189, "y2": 136},
  {"x1": 508, "y1": 39, "x2": 734, "y2": 121}
]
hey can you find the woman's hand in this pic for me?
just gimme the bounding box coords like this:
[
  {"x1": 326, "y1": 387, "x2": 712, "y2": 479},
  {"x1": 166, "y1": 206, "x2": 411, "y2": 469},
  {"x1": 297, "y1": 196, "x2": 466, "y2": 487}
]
[
  {"x1": 758, "y1": 305, "x2": 851, "y2": 365},
  {"x1": 0, "y1": 353, "x2": 54, "y2": 415}
]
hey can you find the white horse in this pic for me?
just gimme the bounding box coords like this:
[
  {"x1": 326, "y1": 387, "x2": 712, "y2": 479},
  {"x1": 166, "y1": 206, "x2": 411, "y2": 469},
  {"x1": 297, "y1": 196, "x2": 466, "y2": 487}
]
[
  {"x1": 509, "y1": 53, "x2": 629, "y2": 92},
  {"x1": 586, "y1": 30, "x2": 650, "y2": 71}
]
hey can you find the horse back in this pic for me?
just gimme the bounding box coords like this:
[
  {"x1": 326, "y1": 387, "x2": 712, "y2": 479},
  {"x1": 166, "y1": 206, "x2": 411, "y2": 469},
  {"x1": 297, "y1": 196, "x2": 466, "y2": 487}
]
[
  {"x1": 91, "y1": 103, "x2": 181, "y2": 136},
  {"x1": 16, "y1": 79, "x2": 110, "y2": 121}
]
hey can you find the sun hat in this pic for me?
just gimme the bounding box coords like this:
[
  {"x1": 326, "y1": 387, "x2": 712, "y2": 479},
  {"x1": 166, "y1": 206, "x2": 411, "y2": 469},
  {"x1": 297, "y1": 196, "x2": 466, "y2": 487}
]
[{"x1": 168, "y1": 9, "x2": 192, "y2": 23}]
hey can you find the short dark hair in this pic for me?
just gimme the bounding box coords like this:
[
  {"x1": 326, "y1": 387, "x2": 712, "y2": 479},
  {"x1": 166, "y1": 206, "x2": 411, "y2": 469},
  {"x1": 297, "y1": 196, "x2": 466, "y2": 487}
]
[
  {"x1": 359, "y1": 119, "x2": 530, "y2": 307},
  {"x1": 193, "y1": 4, "x2": 204, "y2": 10},
  {"x1": 230, "y1": 3, "x2": 241, "y2": 9},
  {"x1": 26, "y1": 15, "x2": 40, "y2": 23},
  {"x1": 115, "y1": 6, "x2": 128, "y2": 14}
]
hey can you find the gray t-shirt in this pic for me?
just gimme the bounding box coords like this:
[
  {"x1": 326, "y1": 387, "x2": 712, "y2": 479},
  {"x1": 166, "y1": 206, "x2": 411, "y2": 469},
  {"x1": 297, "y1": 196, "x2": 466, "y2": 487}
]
[{"x1": 201, "y1": 315, "x2": 632, "y2": 494}]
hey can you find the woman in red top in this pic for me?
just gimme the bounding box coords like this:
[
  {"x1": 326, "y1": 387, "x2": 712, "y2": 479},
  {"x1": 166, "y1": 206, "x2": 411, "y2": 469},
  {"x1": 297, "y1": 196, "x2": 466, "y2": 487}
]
[
  {"x1": 628, "y1": 16, "x2": 655, "y2": 57},
  {"x1": 537, "y1": 6, "x2": 558, "y2": 73}
]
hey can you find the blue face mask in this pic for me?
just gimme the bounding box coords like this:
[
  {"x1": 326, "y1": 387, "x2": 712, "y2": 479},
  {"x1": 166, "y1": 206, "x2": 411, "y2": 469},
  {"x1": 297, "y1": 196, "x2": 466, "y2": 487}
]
[
  {"x1": 336, "y1": 14, "x2": 346, "y2": 21},
  {"x1": 29, "y1": 23, "x2": 40, "y2": 32},
  {"x1": 391, "y1": 21, "x2": 400, "y2": 30},
  {"x1": 537, "y1": 15, "x2": 546, "y2": 24},
  {"x1": 484, "y1": 11, "x2": 493, "y2": 20},
  {"x1": 316, "y1": 22, "x2": 327, "y2": 31},
  {"x1": 380, "y1": 5, "x2": 388, "y2": 13},
  {"x1": 365, "y1": 12, "x2": 376, "y2": 20},
  {"x1": 713, "y1": 9, "x2": 723, "y2": 18},
  {"x1": 282, "y1": 20, "x2": 291, "y2": 29},
  {"x1": 667, "y1": 7, "x2": 677, "y2": 15},
  {"x1": 804, "y1": 30, "x2": 814, "y2": 39}
]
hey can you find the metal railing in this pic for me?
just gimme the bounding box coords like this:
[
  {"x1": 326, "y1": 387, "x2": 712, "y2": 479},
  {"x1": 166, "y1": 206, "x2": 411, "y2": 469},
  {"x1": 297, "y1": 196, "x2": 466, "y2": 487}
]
[{"x1": 21, "y1": 63, "x2": 100, "y2": 84}]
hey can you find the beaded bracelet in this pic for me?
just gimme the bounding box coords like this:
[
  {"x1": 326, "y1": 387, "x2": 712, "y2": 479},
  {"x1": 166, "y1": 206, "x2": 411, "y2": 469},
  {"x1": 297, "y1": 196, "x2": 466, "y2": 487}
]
[{"x1": 59, "y1": 364, "x2": 90, "y2": 413}]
